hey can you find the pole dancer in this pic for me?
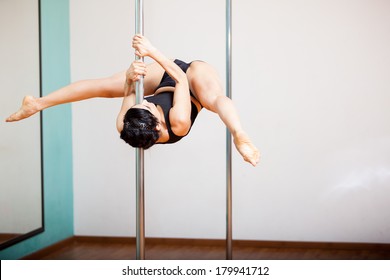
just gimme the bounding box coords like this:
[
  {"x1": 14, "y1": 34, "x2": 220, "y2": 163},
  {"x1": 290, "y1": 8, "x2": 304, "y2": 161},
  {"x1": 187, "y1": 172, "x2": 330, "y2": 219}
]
[{"x1": 6, "y1": 53, "x2": 260, "y2": 165}]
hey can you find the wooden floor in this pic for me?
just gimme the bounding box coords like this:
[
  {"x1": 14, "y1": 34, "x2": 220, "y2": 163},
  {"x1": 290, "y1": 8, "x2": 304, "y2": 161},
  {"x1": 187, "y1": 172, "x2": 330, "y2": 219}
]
[{"x1": 26, "y1": 238, "x2": 390, "y2": 260}]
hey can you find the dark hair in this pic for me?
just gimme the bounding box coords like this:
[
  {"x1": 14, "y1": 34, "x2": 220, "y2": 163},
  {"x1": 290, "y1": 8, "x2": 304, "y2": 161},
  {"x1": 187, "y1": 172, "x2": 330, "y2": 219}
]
[{"x1": 120, "y1": 108, "x2": 160, "y2": 149}]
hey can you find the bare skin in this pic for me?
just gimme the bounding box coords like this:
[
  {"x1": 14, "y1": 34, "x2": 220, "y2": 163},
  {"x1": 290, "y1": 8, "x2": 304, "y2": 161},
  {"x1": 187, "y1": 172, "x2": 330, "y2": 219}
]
[
  {"x1": 6, "y1": 35, "x2": 260, "y2": 166},
  {"x1": 6, "y1": 95, "x2": 38, "y2": 122}
]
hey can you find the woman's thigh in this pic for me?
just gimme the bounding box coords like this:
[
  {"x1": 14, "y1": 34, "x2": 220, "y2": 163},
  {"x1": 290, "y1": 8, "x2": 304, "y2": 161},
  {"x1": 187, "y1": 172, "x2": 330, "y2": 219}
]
[{"x1": 187, "y1": 61, "x2": 225, "y2": 112}]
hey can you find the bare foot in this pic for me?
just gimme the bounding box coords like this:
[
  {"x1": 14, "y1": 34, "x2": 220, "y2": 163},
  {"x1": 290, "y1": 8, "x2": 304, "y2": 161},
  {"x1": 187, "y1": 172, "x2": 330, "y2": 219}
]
[
  {"x1": 5, "y1": 96, "x2": 39, "y2": 122},
  {"x1": 233, "y1": 131, "x2": 260, "y2": 166}
]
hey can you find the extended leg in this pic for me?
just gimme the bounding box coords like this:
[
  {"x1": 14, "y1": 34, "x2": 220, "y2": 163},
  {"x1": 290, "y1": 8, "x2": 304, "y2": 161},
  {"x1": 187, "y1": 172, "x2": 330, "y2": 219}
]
[
  {"x1": 209, "y1": 95, "x2": 260, "y2": 166},
  {"x1": 188, "y1": 62, "x2": 260, "y2": 166},
  {"x1": 6, "y1": 71, "x2": 125, "y2": 122}
]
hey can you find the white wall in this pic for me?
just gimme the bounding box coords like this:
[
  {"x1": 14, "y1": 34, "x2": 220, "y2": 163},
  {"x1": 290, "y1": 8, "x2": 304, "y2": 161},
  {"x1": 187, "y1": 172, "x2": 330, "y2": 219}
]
[{"x1": 71, "y1": 0, "x2": 390, "y2": 243}]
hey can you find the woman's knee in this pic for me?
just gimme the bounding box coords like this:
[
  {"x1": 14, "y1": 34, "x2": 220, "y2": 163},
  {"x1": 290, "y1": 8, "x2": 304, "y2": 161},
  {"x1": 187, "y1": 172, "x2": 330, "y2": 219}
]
[
  {"x1": 193, "y1": 80, "x2": 223, "y2": 107},
  {"x1": 202, "y1": 94, "x2": 229, "y2": 113}
]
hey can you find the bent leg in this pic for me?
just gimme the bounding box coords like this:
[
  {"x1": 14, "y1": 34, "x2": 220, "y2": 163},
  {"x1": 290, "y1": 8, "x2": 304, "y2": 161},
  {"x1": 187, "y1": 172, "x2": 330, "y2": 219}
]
[
  {"x1": 188, "y1": 62, "x2": 260, "y2": 166},
  {"x1": 6, "y1": 71, "x2": 126, "y2": 122}
]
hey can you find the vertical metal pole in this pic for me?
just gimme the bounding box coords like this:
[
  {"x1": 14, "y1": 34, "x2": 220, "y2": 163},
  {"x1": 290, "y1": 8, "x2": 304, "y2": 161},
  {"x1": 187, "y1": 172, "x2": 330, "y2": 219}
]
[
  {"x1": 135, "y1": 0, "x2": 145, "y2": 260},
  {"x1": 226, "y1": 0, "x2": 233, "y2": 260}
]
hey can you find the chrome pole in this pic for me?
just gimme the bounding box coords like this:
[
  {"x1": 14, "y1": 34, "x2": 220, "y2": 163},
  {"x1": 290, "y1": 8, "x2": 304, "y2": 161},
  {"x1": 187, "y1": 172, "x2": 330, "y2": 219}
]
[
  {"x1": 135, "y1": 0, "x2": 145, "y2": 260},
  {"x1": 226, "y1": 0, "x2": 233, "y2": 260}
]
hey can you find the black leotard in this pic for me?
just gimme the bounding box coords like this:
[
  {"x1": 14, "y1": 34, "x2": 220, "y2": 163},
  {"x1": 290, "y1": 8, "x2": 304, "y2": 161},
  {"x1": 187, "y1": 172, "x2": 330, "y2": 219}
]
[
  {"x1": 145, "y1": 92, "x2": 198, "y2": 143},
  {"x1": 145, "y1": 59, "x2": 199, "y2": 144},
  {"x1": 156, "y1": 59, "x2": 196, "y2": 98}
]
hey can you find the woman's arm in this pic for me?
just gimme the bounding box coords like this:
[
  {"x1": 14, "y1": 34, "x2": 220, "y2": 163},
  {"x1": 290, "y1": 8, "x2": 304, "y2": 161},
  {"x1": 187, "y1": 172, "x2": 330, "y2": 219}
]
[
  {"x1": 132, "y1": 35, "x2": 192, "y2": 136},
  {"x1": 116, "y1": 60, "x2": 147, "y2": 132}
]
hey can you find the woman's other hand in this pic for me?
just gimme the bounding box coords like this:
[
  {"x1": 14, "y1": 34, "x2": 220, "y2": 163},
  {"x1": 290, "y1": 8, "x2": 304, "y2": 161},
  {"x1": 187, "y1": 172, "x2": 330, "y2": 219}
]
[
  {"x1": 132, "y1": 34, "x2": 156, "y2": 57},
  {"x1": 126, "y1": 60, "x2": 147, "y2": 85}
]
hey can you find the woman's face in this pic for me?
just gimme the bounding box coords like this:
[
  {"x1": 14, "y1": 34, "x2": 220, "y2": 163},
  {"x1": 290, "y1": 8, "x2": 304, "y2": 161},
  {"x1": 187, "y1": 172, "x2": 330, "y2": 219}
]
[{"x1": 132, "y1": 99, "x2": 160, "y2": 121}]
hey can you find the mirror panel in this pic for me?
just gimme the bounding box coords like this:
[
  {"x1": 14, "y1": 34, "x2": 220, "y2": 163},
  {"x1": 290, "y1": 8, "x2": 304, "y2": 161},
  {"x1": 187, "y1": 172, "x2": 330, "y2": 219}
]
[{"x1": 0, "y1": 0, "x2": 43, "y2": 249}]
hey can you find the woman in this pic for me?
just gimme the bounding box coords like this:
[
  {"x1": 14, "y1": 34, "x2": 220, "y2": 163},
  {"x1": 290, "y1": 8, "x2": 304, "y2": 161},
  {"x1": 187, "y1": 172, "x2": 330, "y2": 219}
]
[{"x1": 6, "y1": 35, "x2": 259, "y2": 166}]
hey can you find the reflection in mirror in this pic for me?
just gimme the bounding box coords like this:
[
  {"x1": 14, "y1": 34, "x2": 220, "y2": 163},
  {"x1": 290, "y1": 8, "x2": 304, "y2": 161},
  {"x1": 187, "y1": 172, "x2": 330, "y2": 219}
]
[{"x1": 0, "y1": 0, "x2": 43, "y2": 250}]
